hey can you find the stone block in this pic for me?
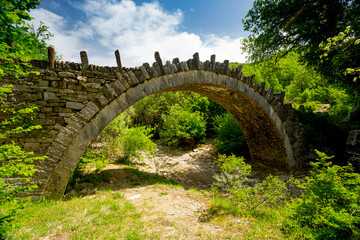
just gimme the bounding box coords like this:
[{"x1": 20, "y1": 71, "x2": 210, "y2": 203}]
[
  {"x1": 58, "y1": 72, "x2": 76, "y2": 78},
  {"x1": 67, "y1": 85, "x2": 82, "y2": 91},
  {"x1": 59, "y1": 81, "x2": 66, "y2": 89},
  {"x1": 51, "y1": 81, "x2": 59, "y2": 88},
  {"x1": 44, "y1": 70, "x2": 57, "y2": 77},
  {"x1": 41, "y1": 107, "x2": 53, "y2": 113},
  {"x1": 22, "y1": 93, "x2": 42, "y2": 101},
  {"x1": 44, "y1": 92, "x2": 58, "y2": 101},
  {"x1": 54, "y1": 124, "x2": 63, "y2": 130},
  {"x1": 66, "y1": 101, "x2": 84, "y2": 110},
  {"x1": 59, "y1": 113, "x2": 73, "y2": 117},
  {"x1": 35, "y1": 118, "x2": 56, "y2": 126},
  {"x1": 77, "y1": 75, "x2": 87, "y2": 81},
  {"x1": 43, "y1": 76, "x2": 60, "y2": 81},
  {"x1": 37, "y1": 80, "x2": 49, "y2": 87},
  {"x1": 54, "y1": 107, "x2": 73, "y2": 113},
  {"x1": 87, "y1": 83, "x2": 101, "y2": 89},
  {"x1": 24, "y1": 142, "x2": 41, "y2": 152}
]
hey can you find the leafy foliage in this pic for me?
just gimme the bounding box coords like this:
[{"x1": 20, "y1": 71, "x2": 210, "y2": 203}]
[
  {"x1": 213, "y1": 154, "x2": 287, "y2": 214},
  {"x1": 121, "y1": 126, "x2": 156, "y2": 164},
  {"x1": 0, "y1": 85, "x2": 46, "y2": 238},
  {"x1": 320, "y1": 26, "x2": 360, "y2": 83},
  {"x1": 88, "y1": 113, "x2": 156, "y2": 166},
  {"x1": 231, "y1": 53, "x2": 355, "y2": 119},
  {"x1": 0, "y1": 1, "x2": 55, "y2": 237},
  {"x1": 212, "y1": 113, "x2": 248, "y2": 155},
  {"x1": 160, "y1": 104, "x2": 206, "y2": 148},
  {"x1": 0, "y1": 0, "x2": 54, "y2": 78},
  {"x1": 242, "y1": 0, "x2": 360, "y2": 85},
  {"x1": 284, "y1": 151, "x2": 360, "y2": 239},
  {"x1": 128, "y1": 91, "x2": 226, "y2": 139}
]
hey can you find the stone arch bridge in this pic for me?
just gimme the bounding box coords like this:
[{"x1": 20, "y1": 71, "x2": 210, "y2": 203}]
[{"x1": 1, "y1": 48, "x2": 305, "y2": 199}]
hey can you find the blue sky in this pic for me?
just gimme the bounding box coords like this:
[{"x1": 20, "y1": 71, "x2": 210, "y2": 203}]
[{"x1": 31, "y1": 0, "x2": 255, "y2": 66}]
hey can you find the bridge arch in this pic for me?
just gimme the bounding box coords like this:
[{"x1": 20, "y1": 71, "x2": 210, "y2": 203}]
[
  {"x1": 42, "y1": 70, "x2": 295, "y2": 199},
  {"x1": 2, "y1": 51, "x2": 304, "y2": 199}
]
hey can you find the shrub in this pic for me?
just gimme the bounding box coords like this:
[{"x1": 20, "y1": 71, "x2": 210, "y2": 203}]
[
  {"x1": 213, "y1": 154, "x2": 287, "y2": 214},
  {"x1": 160, "y1": 104, "x2": 206, "y2": 148},
  {"x1": 213, "y1": 113, "x2": 248, "y2": 155},
  {"x1": 121, "y1": 126, "x2": 156, "y2": 164},
  {"x1": 284, "y1": 151, "x2": 360, "y2": 239}
]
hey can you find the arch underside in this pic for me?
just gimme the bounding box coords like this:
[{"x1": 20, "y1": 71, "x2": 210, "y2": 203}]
[
  {"x1": 161, "y1": 83, "x2": 289, "y2": 171},
  {"x1": 43, "y1": 71, "x2": 291, "y2": 199}
]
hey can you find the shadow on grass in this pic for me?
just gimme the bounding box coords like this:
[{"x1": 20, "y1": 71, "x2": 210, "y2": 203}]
[{"x1": 65, "y1": 165, "x2": 183, "y2": 199}]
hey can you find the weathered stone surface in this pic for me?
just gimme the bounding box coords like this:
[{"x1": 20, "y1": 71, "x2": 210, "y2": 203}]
[
  {"x1": 80, "y1": 51, "x2": 89, "y2": 70},
  {"x1": 114, "y1": 49, "x2": 122, "y2": 71},
  {"x1": 66, "y1": 101, "x2": 84, "y2": 110},
  {"x1": 44, "y1": 92, "x2": 58, "y2": 100},
  {"x1": 58, "y1": 72, "x2": 76, "y2": 78},
  {"x1": 24, "y1": 142, "x2": 41, "y2": 152}
]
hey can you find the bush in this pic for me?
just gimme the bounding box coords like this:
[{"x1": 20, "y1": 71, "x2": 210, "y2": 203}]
[
  {"x1": 160, "y1": 104, "x2": 206, "y2": 148},
  {"x1": 284, "y1": 151, "x2": 360, "y2": 239},
  {"x1": 213, "y1": 113, "x2": 248, "y2": 155},
  {"x1": 120, "y1": 126, "x2": 156, "y2": 164},
  {"x1": 213, "y1": 154, "x2": 287, "y2": 214}
]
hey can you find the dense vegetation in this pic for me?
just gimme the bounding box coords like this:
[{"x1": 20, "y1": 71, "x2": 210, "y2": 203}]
[
  {"x1": 0, "y1": 0, "x2": 53, "y2": 237},
  {"x1": 241, "y1": 0, "x2": 360, "y2": 126}
]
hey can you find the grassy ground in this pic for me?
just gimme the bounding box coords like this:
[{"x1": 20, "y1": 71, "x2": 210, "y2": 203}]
[{"x1": 7, "y1": 162, "x2": 291, "y2": 240}]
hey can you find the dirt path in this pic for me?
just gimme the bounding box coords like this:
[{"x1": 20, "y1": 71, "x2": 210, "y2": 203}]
[
  {"x1": 137, "y1": 140, "x2": 219, "y2": 189},
  {"x1": 69, "y1": 141, "x2": 252, "y2": 239}
]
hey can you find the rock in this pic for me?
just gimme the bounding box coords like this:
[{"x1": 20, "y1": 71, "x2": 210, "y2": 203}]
[{"x1": 128, "y1": 194, "x2": 141, "y2": 200}]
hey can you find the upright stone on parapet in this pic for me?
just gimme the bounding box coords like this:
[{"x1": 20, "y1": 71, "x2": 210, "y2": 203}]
[
  {"x1": 140, "y1": 65, "x2": 150, "y2": 80},
  {"x1": 210, "y1": 55, "x2": 216, "y2": 71},
  {"x1": 172, "y1": 58, "x2": 182, "y2": 71},
  {"x1": 172, "y1": 58, "x2": 180, "y2": 64},
  {"x1": 265, "y1": 87, "x2": 274, "y2": 102},
  {"x1": 143, "y1": 63, "x2": 154, "y2": 78},
  {"x1": 250, "y1": 75, "x2": 255, "y2": 87},
  {"x1": 237, "y1": 65, "x2": 243, "y2": 77},
  {"x1": 279, "y1": 91, "x2": 285, "y2": 104},
  {"x1": 259, "y1": 82, "x2": 266, "y2": 95},
  {"x1": 154, "y1": 51, "x2": 166, "y2": 75},
  {"x1": 224, "y1": 60, "x2": 229, "y2": 74},
  {"x1": 80, "y1": 51, "x2": 89, "y2": 70},
  {"x1": 193, "y1": 52, "x2": 201, "y2": 70},
  {"x1": 114, "y1": 49, "x2": 122, "y2": 72},
  {"x1": 48, "y1": 47, "x2": 55, "y2": 69}
]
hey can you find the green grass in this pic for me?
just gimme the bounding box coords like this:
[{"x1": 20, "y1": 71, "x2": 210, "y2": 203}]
[{"x1": 7, "y1": 191, "x2": 159, "y2": 240}]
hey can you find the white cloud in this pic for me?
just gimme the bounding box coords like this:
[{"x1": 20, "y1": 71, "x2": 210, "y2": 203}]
[{"x1": 30, "y1": 0, "x2": 246, "y2": 67}]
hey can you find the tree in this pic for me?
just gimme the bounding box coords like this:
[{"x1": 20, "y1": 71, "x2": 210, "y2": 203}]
[
  {"x1": 0, "y1": 0, "x2": 40, "y2": 44},
  {"x1": 0, "y1": 0, "x2": 51, "y2": 237},
  {"x1": 242, "y1": 0, "x2": 360, "y2": 86},
  {"x1": 1, "y1": 0, "x2": 51, "y2": 79}
]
